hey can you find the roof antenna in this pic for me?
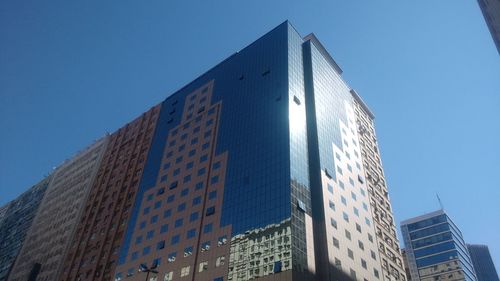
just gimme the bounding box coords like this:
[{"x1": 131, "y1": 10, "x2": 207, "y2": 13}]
[{"x1": 436, "y1": 193, "x2": 444, "y2": 210}]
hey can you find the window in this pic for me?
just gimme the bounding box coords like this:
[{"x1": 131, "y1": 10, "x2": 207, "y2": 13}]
[
  {"x1": 361, "y1": 258, "x2": 367, "y2": 269},
  {"x1": 186, "y1": 161, "x2": 194, "y2": 169},
  {"x1": 349, "y1": 177, "x2": 355, "y2": 186},
  {"x1": 140, "y1": 221, "x2": 146, "y2": 229},
  {"x1": 189, "y1": 149, "x2": 196, "y2": 157},
  {"x1": 213, "y1": 161, "x2": 221, "y2": 169},
  {"x1": 131, "y1": 251, "x2": 138, "y2": 261},
  {"x1": 164, "y1": 209, "x2": 172, "y2": 218},
  {"x1": 170, "y1": 181, "x2": 178, "y2": 190},
  {"x1": 167, "y1": 195, "x2": 175, "y2": 202},
  {"x1": 190, "y1": 212, "x2": 199, "y2": 222},
  {"x1": 218, "y1": 235, "x2": 228, "y2": 246},
  {"x1": 146, "y1": 230, "x2": 155, "y2": 240},
  {"x1": 181, "y1": 188, "x2": 189, "y2": 197},
  {"x1": 341, "y1": 196, "x2": 347, "y2": 205},
  {"x1": 178, "y1": 203, "x2": 186, "y2": 212},
  {"x1": 198, "y1": 261, "x2": 208, "y2": 272},
  {"x1": 337, "y1": 166, "x2": 343, "y2": 175},
  {"x1": 368, "y1": 233, "x2": 374, "y2": 243},
  {"x1": 371, "y1": 250, "x2": 377, "y2": 260},
  {"x1": 193, "y1": 196, "x2": 202, "y2": 206},
  {"x1": 358, "y1": 240, "x2": 365, "y2": 250},
  {"x1": 202, "y1": 142, "x2": 210, "y2": 150},
  {"x1": 157, "y1": 240, "x2": 165, "y2": 250},
  {"x1": 143, "y1": 246, "x2": 151, "y2": 255},
  {"x1": 358, "y1": 175, "x2": 365, "y2": 184},
  {"x1": 374, "y1": 269, "x2": 380, "y2": 278},
  {"x1": 339, "y1": 180, "x2": 345, "y2": 189},
  {"x1": 195, "y1": 182, "x2": 204, "y2": 190},
  {"x1": 198, "y1": 168, "x2": 206, "y2": 176},
  {"x1": 135, "y1": 236, "x2": 143, "y2": 244},
  {"x1": 164, "y1": 272, "x2": 173, "y2": 281},
  {"x1": 168, "y1": 252, "x2": 177, "y2": 262},
  {"x1": 356, "y1": 223, "x2": 362, "y2": 233},
  {"x1": 154, "y1": 201, "x2": 161, "y2": 209},
  {"x1": 175, "y1": 218, "x2": 183, "y2": 228},
  {"x1": 180, "y1": 266, "x2": 190, "y2": 277},
  {"x1": 184, "y1": 246, "x2": 193, "y2": 257},
  {"x1": 206, "y1": 206, "x2": 215, "y2": 216},
  {"x1": 160, "y1": 224, "x2": 169, "y2": 233},
  {"x1": 331, "y1": 218, "x2": 337, "y2": 229},
  {"x1": 351, "y1": 192, "x2": 357, "y2": 201},
  {"x1": 345, "y1": 230, "x2": 351, "y2": 240},
  {"x1": 343, "y1": 212, "x2": 349, "y2": 222},
  {"x1": 297, "y1": 200, "x2": 306, "y2": 212},
  {"x1": 208, "y1": 190, "x2": 217, "y2": 200},
  {"x1": 183, "y1": 175, "x2": 191, "y2": 183},
  {"x1": 348, "y1": 248, "x2": 354, "y2": 259},
  {"x1": 150, "y1": 215, "x2": 158, "y2": 224},
  {"x1": 333, "y1": 237, "x2": 340, "y2": 248},
  {"x1": 187, "y1": 228, "x2": 196, "y2": 239},
  {"x1": 203, "y1": 224, "x2": 213, "y2": 233},
  {"x1": 327, "y1": 184, "x2": 333, "y2": 193},
  {"x1": 201, "y1": 241, "x2": 211, "y2": 251},
  {"x1": 191, "y1": 138, "x2": 198, "y2": 145},
  {"x1": 365, "y1": 218, "x2": 371, "y2": 226},
  {"x1": 353, "y1": 207, "x2": 359, "y2": 217},
  {"x1": 349, "y1": 269, "x2": 356, "y2": 279},
  {"x1": 210, "y1": 175, "x2": 219, "y2": 185},
  {"x1": 216, "y1": 256, "x2": 225, "y2": 267},
  {"x1": 171, "y1": 235, "x2": 180, "y2": 245},
  {"x1": 160, "y1": 175, "x2": 168, "y2": 182},
  {"x1": 200, "y1": 155, "x2": 208, "y2": 162},
  {"x1": 143, "y1": 207, "x2": 150, "y2": 215},
  {"x1": 329, "y1": 201, "x2": 335, "y2": 211}
]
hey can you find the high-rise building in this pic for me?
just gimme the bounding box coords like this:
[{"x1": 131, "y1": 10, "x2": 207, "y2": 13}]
[
  {"x1": 401, "y1": 210, "x2": 477, "y2": 281},
  {"x1": 467, "y1": 244, "x2": 499, "y2": 281},
  {"x1": 98, "y1": 21, "x2": 403, "y2": 281},
  {"x1": 352, "y1": 88, "x2": 406, "y2": 281},
  {"x1": 59, "y1": 105, "x2": 162, "y2": 281},
  {"x1": 1, "y1": 21, "x2": 406, "y2": 281},
  {"x1": 0, "y1": 177, "x2": 51, "y2": 281},
  {"x1": 477, "y1": 0, "x2": 500, "y2": 54},
  {"x1": 8, "y1": 137, "x2": 109, "y2": 281}
]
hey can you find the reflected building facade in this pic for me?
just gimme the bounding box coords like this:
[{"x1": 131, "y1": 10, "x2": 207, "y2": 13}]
[{"x1": 401, "y1": 210, "x2": 477, "y2": 281}]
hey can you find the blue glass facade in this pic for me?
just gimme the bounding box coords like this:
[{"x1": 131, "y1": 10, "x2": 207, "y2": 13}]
[
  {"x1": 401, "y1": 210, "x2": 477, "y2": 281},
  {"x1": 467, "y1": 244, "x2": 500, "y2": 281}
]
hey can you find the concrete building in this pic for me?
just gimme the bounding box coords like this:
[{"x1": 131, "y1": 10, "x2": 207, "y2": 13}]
[
  {"x1": 467, "y1": 244, "x2": 499, "y2": 281},
  {"x1": 0, "y1": 177, "x2": 50, "y2": 281},
  {"x1": 401, "y1": 210, "x2": 477, "y2": 281},
  {"x1": 8, "y1": 137, "x2": 108, "y2": 281},
  {"x1": 59, "y1": 106, "x2": 162, "y2": 281},
  {"x1": 477, "y1": 0, "x2": 500, "y2": 54}
]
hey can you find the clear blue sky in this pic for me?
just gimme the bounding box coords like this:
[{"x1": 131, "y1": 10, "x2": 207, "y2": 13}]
[{"x1": 1, "y1": 0, "x2": 499, "y2": 271}]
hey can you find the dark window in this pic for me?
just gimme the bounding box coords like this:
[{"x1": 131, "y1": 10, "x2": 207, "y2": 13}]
[{"x1": 206, "y1": 206, "x2": 215, "y2": 216}]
